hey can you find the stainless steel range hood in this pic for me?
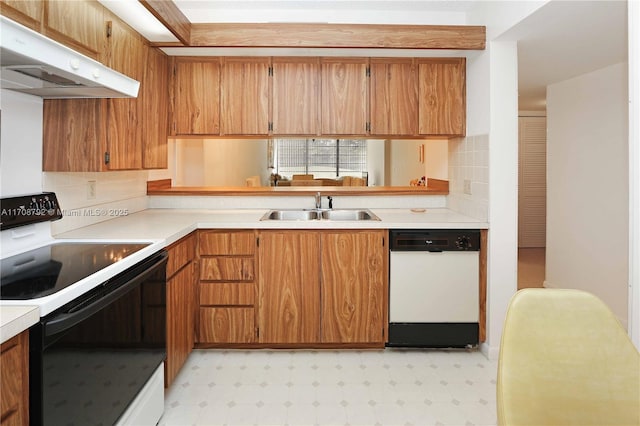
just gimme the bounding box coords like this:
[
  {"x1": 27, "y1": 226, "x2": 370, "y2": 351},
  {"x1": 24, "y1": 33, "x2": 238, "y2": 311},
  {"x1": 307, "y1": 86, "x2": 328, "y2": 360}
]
[{"x1": 0, "y1": 16, "x2": 139, "y2": 99}]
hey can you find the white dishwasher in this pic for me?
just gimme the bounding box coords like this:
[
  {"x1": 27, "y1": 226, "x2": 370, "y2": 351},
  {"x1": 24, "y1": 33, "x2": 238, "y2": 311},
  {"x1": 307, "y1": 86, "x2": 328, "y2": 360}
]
[{"x1": 387, "y1": 229, "x2": 480, "y2": 348}]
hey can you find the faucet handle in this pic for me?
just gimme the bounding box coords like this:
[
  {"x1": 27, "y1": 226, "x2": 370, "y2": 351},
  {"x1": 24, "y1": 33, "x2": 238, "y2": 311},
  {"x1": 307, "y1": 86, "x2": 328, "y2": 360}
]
[{"x1": 327, "y1": 196, "x2": 333, "y2": 209}]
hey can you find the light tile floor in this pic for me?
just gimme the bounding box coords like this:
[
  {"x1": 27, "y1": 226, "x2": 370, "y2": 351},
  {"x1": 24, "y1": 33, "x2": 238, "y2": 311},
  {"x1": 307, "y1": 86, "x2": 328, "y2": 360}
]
[{"x1": 160, "y1": 349, "x2": 498, "y2": 426}]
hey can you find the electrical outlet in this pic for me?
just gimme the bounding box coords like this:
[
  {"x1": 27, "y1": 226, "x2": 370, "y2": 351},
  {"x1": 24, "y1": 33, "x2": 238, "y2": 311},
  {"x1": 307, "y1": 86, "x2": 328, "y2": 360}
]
[
  {"x1": 87, "y1": 180, "x2": 96, "y2": 200},
  {"x1": 463, "y1": 179, "x2": 472, "y2": 195}
]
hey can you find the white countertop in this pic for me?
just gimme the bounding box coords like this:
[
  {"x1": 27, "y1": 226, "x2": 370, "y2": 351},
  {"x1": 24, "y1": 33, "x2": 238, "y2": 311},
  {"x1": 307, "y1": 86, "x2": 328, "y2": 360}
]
[
  {"x1": 0, "y1": 305, "x2": 39, "y2": 344},
  {"x1": 56, "y1": 208, "x2": 488, "y2": 247},
  {"x1": 2, "y1": 207, "x2": 486, "y2": 338}
]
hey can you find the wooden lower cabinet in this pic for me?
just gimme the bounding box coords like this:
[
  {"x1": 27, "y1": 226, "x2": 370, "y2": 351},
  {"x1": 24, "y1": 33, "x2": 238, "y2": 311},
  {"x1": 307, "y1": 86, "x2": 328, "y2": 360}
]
[
  {"x1": 257, "y1": 230, "x2": 387, "y2": 346},
  {"x1": 0, "y1": 331, "x2": 29, "y2": 426},
  {"x1": 258, "y1": 231, "x2": 321, "y2": 344},
  {"x1": 320, "y1": 231, "x2": 387, "y2": 344},
  {"x1": 198, "y1": 307, "x2": 255, "y2": 343},
  {"x1": 197, "y1": 230, "x2": 258, "y2": 345},
  {"x1": 165, "y1": 233, "x2": 197, "y2": 388}
]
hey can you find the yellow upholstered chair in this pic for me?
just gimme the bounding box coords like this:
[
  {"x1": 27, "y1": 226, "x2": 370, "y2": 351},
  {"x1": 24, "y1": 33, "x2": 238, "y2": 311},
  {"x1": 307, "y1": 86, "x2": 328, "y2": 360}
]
[{"x1": 497, "y1": 288, "x2": 640, "y2": 425}]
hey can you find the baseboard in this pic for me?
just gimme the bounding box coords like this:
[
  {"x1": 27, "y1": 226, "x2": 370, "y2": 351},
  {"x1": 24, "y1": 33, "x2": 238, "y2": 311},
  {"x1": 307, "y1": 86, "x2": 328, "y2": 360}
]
[{"x1": 479, "y1": 342, "x2": 500, "y2": 360}]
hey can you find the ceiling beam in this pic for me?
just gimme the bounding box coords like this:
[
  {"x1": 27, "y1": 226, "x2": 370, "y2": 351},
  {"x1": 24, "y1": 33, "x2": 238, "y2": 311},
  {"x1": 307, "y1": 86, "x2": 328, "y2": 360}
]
[
  {"x1": 138, "y1": 0, "x2": 191, "y2": 45},
  {"x1": 189, "y1": 23, "x2": 486, "y2": 50}
]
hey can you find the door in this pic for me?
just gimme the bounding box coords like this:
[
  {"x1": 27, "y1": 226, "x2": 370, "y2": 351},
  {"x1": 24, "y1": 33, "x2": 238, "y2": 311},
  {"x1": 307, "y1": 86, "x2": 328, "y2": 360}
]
[
  {"x1": 370, "y1": 58, "x2": 418, "y2": 136},
  {"x1": 321, "y1": 58, "x2": 368, "y2": 135},
  {"x1": 272, "y1": 57, "x2": 320, "y2": 135},
  {"x1": 173, "y1": 58, "x2": 221, "y2": 135},
  {"x1": 258, "y1": 231, "x2": 321, "y2": 343},
  {"x1": 320, "y1": 231, "x2": 386, "y2": 343},
  {"x1": 418, "y1": 59, "x2": 466, "y2": 136},
  {"x1": 105, "y1": 16, "x2": 145, "y2": 170},
  {"x1": 220, "y1": 57, "x2": 270, "y2": 135},
  {"x1": 518, "y1": 116, "x2": 547, "y2": 247}
]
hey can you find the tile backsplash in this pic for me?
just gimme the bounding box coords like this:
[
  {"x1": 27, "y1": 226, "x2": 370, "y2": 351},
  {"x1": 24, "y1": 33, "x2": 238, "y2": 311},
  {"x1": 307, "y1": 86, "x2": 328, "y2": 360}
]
[
  {"x1": 43, "y1": 171, "x2": 149, "y2": 235},
  {"x1": 447, "y1": 134, "x2": 489, "y2": 221}
]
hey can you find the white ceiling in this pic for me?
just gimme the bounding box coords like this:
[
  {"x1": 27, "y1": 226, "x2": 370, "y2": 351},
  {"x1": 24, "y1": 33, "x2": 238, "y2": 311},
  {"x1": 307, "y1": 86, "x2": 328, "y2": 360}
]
[
  {"x1": 105, "y1": 0, "x2": 629, "y2": 112},
  {"x1": 501, "y1": 0, "x2": 627, "y2": 111}
]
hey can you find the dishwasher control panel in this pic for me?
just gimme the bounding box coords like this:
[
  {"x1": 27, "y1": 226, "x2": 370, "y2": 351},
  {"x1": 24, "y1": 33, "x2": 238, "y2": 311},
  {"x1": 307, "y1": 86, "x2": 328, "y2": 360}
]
[{"x1": 389, "y1": 229, "x2": 480, "y2": 252}]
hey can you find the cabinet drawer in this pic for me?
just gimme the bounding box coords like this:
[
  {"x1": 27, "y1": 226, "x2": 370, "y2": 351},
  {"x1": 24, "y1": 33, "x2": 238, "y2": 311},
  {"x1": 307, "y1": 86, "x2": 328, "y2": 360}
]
[
  {"x1": 200, "y1": 283, "x2": 254, "y2": 306},
  {"x1": 198, "y1": 307, "x2": 255, "y2": 343},
  {"x1": 199, "y1": 231, "x2": 255, "y2": 255},
  {"x1": 200, "y1": 258, "x2": 254, "y2": 281},
  {"x1": 167, "y1": 233, "x2": 196, "y2": 278}
]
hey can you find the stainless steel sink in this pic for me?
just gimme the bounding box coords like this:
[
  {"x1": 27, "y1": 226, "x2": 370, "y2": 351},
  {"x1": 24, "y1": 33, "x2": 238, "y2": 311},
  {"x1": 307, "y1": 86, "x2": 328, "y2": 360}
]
[
  {"x1": 261, "y1": 210, "x2": 320, "y2": 221},
  {"x1": 260, "y1": 209, "x2": 380, "y2": 221},
  {"x1": 320, "y1": 209, "x2": 380, "y2": 221}
]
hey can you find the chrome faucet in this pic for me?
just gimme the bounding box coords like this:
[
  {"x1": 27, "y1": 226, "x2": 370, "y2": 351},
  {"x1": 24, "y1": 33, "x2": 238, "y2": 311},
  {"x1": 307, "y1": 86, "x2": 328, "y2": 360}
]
[{"x1": 314, "y1": 192, "x2": 321, "y2": 209}]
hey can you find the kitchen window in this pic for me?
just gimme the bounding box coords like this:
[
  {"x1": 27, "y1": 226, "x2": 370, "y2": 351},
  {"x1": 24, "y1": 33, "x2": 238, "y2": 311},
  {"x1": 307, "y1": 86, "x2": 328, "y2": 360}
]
[{"x1": 275, "y1": 138, "x2": 367, "y2": 179}]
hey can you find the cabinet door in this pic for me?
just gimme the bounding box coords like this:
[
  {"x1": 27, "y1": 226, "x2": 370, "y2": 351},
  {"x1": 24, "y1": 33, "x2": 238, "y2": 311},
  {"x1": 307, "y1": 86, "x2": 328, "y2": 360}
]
[
  {"x1": 258, "y1": 231, "x2": 321, "y2": 343},
  {"x1": 320, "y1": 231, "x2": 386, "y2": 344},
  {"x1": 44, "y1": 0, "x2": 104, "y2": 59},
  {"x1": 418, "y1": 59, "x2": 466, "y2": 136},
  {"x1": 0, "y1": 332, "x2": 29, "y2": 426},
  {"x1": 370, "y1": 58, "x2": 418, "y2": 136},
  {"x1": 43, "y1": 99, "x2": 107, "y2": 172},
  {"x1": 220, "y1": 57, "x2": 270, "y2": 135},
  {"x1": 105, "y1": 16, "x2": 145, "y2": 170},
  {"x1": 321, "y1": 58, "x2": 368, "y2": 135},
  {"x1": 143, "y1": 47, "x2": 169, "y2": 169},
  {"x1": 0, "y1": 0, "x2": 42, "y2": 31},
  {"x1": 166, "y1": 263, "x2": 194, "y2": 387},
  {"x1": 173, "y1": 58, "x2": 221, "y2": 135},
  {"x1": 272, "y1": 57, "x2": 319, "y2": 135}
]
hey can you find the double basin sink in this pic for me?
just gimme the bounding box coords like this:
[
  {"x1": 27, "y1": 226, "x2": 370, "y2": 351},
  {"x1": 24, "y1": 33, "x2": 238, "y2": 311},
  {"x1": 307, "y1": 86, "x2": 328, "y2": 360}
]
[{"x1": 261, "y1": 208, "x2": 380, "y2": 221}]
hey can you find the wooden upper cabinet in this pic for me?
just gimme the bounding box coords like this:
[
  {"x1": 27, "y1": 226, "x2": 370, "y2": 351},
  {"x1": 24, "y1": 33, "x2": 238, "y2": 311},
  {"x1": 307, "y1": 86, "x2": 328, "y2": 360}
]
[
  {"x1": 272, "y1": 57, "x2": 320, "y2": 136},
  {"x1": 320, "y1": 231, "x2": 387, "y2": 344},
  {"x1": 143, "y1": 47, "x2": 169, "y2": 169},
  {"x1": 0, "y1": 0, "x2": 42, "y2": 31},
  {"x1": 258, "y1": 231, "x2": 321, "y2": 344},
  {"x1": 418, "y1": 58, "x2": 466, "y2": 136},
  {"x1": 104, "y1": 15, "x2": 146, "y2": 170},
  {"x1": 321, "y1": 58, "x2": 368, "y2": 136},
  {"x1": 43, "y1": 0, "x2": 104, "y2": 59},
  {"x1": 370, "y1": 58, "x2": 418, "y2": 136},
  {"x1": 220, "y1": 57, "x2": 270, "y2": 136},
  {"x1": 172, "y1": 58, "x2": 221, "y2": 136}
]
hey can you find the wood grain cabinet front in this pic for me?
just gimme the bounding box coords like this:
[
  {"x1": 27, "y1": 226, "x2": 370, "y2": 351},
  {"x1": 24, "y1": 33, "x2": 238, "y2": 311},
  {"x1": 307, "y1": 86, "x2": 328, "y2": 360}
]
[
  {"x1": 258, "y1": 230, "x2": 387, "y2": 346},
  {"x1": 165, "y1": 233, "x2": 197, "y2": 388},
  {"x1": 320, "y1": 57, "x2": 369, "y2": 136},
  {"x1": 369, "y1": 58, "x2": 418, "y2": 136},
  {"x1": 418, "y1": 58, "x2": 466, "y2": 137},
  {"x1": 40, "y1": 2, "x2": 169, "y2": 171},
  {"x1": 171, "y1": 58, "x2": 221, "y2": 136},
  {"x1": 0, "y1": 332, "x2": 29, "y2": 426},
  {"x1": 220, "y1": 57, "x2": 270, "y2": 136},
  {"x1": 197, "y1": 231, "x2": 258, "y2": 345},
  {"x1": 271, "y1": 57, "x2": 320, "y2": 136},
  {"x1": 0, "y1": 0, "x2": 42, "y2": 31}
]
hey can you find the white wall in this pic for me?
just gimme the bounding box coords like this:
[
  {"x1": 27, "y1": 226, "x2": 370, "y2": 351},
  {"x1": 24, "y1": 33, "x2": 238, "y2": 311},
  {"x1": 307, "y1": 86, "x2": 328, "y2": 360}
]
[
  {"x1": 424, "y1": 140, "x2": 448, "y2": 180},
  {"x1": 0, "y1": 90, "x2": 43, "y2": 196},
  {"x1": 175, "y1": 139, "x2": 269, "y2": 186},
  {"x1": 546, "y1": 62, "x2": 629, "y2": 327},
  {"x1": 629, "y1": 0, "x2": 640, "y2": 349}
]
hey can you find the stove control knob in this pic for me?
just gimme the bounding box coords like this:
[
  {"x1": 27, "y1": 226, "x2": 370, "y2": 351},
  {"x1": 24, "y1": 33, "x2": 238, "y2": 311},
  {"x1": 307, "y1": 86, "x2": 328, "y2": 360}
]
[{"x1": 455, "y1": 236, "x2": 471, "y2": 250}]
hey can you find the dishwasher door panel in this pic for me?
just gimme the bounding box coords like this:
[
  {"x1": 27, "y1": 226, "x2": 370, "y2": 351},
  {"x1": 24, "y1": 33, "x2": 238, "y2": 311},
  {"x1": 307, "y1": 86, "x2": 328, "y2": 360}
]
[{"x1": 389, "y1": 251, "x2": 479, "y2": 323}]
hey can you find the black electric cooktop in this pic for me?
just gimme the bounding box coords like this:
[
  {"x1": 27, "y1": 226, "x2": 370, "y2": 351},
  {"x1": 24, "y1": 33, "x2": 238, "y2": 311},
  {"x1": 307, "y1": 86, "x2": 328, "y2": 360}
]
[{"x1": 0, "y1": 243, "x2": 149, "y2": 300}]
